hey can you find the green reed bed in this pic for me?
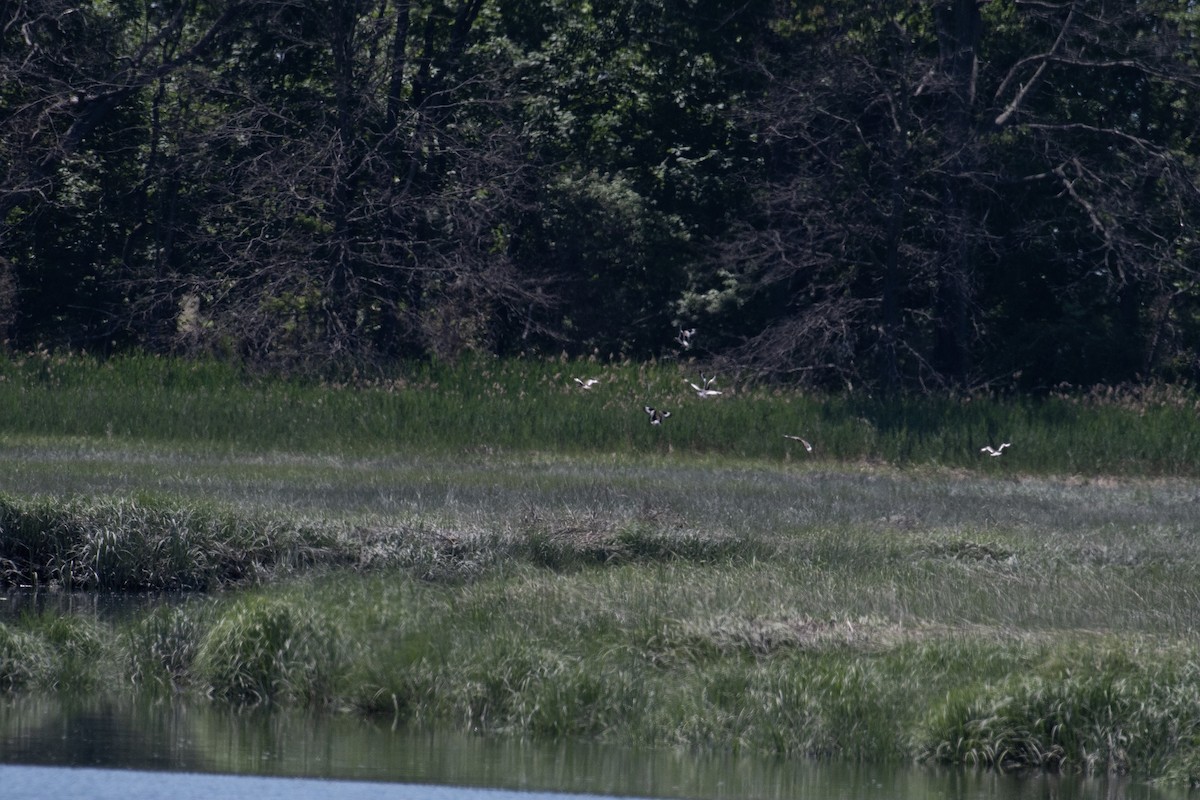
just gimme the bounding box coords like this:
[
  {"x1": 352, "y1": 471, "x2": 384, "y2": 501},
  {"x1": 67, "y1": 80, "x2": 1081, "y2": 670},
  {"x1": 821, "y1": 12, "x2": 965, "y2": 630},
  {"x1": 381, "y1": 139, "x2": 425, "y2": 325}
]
[{"x1": 0, "y1": 352, "x2": 1198, "y2": 473}]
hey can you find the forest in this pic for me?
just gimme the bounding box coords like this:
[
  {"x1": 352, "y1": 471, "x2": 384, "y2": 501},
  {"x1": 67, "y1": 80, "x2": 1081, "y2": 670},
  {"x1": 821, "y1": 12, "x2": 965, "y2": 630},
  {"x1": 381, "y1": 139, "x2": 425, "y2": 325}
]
[{"x1": 3, "y1": 0, "x2": 1199, "y2": 393}]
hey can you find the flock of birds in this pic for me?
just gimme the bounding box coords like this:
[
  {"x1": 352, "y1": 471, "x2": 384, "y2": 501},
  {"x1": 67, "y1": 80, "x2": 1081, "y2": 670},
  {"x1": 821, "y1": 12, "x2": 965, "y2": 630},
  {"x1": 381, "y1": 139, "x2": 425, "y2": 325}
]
[{"x1": 575, "y1": 328, "x2": 1012, "y2": 459}]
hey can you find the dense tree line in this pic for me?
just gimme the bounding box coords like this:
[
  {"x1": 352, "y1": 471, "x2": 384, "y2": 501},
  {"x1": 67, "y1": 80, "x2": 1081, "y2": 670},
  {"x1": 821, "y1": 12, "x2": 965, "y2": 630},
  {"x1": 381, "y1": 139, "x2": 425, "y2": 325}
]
[{"x1": 2, "y1": 0, "x2": 1199, "y2": 391}]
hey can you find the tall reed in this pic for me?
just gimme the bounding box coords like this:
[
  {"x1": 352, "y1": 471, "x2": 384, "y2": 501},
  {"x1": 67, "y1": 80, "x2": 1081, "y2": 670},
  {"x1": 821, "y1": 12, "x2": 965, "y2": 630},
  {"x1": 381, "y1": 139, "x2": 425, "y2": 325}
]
[{"x1": 0, "y1": 352, "x2": 1197, "y2": 474}]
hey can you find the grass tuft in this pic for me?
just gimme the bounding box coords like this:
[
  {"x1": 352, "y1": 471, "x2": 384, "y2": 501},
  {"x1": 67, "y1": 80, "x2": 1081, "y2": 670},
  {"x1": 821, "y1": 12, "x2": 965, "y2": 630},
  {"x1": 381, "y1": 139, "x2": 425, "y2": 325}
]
[
  {"x1": 915, "y1": 646, "x2": 1200, "y2": 776},
  {"x1": 0, "y1": 614, "x2": 111, "y2": 693},
  {"x1": 127, "y1": 602, "x2": 213, "y2": 690},
  {"x1": 195, "y1": 595, "x2": 343, "y2": 705},
  {"x1": 0, "y1": 622, "x2": 52, "y2": 691},
  {"x1": 0, "y1": 494, "x2": 363, "y2": 590}
]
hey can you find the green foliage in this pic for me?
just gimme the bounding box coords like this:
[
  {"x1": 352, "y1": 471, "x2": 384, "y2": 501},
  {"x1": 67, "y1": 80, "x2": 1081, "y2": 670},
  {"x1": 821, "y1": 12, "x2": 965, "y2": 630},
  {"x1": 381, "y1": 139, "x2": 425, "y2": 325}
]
[
  {"x1": 916, "y1": 649, "x2": 1200, "y2": 777},
  {"x1": 4, "y1": 0, "x2": 1200, "y2": 385},
  {"x1": 266, "y1": 565, "x2": 1200, "y2": 777},
  {"x1": 31, "y1": 614, "x2": 108, "y2": 692},
  {"x1": 196, "y1": 595, "x2": 343, "y2": 705},
  {"x1": 0, "y1": 622, "x2": 52, "y2": 692},
  {"x1": 2, "y1": 353, "x2": 1200, "y2": 475},
  {"x1": 0, "y1": 614, "x2": 109, "y2": 693},
  {"x1": 127, "y1": 603, "x2": 213, "y2": 690},
  {"x1": 0, "y1": 492, "x2": 351, "y2": 591}
]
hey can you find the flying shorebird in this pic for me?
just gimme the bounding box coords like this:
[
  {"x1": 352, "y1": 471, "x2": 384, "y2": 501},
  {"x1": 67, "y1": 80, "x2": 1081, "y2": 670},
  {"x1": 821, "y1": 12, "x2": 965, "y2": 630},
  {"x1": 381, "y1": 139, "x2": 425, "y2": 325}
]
[
  {"x1": 676, "y1": 328, "x2": 696, "y2": 349},
  {"x1": 644, "y1": 406, "x2": 671, "y2": 425},
  {"x1": 688, "y1": 373, "x2": 722, "y2": 398},
  {"x1": 783, "y1": 435, "x2": 814, "y2": 452},
  {"x1": 573, "y1": 377, "x2": 600, "y2": 390},
  {"x1": 980, "y1": 443, "x2": 1011, "y2": 457}
]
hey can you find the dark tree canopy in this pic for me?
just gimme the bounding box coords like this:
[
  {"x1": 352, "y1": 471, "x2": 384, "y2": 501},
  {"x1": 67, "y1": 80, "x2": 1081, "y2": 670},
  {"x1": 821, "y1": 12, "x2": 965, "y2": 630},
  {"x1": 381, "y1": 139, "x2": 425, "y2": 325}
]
[{"x1": 2, "y1": 0, "x2": 1199, "y2": 390}]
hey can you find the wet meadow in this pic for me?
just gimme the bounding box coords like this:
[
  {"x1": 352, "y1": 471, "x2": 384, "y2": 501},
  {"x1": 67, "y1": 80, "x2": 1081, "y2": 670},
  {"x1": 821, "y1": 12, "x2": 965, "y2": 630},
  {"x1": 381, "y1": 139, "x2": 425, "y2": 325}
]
[{"x1": 2, "y1": 353, "x2": 1200, "y2": 785}]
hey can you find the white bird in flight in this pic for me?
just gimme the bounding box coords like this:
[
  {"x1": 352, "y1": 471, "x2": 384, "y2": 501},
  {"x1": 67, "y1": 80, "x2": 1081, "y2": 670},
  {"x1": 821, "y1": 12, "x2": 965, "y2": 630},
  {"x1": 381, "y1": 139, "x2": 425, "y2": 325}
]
[
  {"x1": 783, "y1": 435, "x2": 813, "y2": 452},
  {"x1": 676, "y1": 328, "x2": 696, "y2": 349},
  {"x1": 644, "y1": 406, "x2": 671, "y2": 425},
  {"x1": 980, "y1": 443, "x2": 1011, "y2": 457},
  {"x1": 573, "y1": 377, "x2": 600, "y2": 390},
  {"x1": 689, "y1": 373, "x2": 722, "y2": 398}
]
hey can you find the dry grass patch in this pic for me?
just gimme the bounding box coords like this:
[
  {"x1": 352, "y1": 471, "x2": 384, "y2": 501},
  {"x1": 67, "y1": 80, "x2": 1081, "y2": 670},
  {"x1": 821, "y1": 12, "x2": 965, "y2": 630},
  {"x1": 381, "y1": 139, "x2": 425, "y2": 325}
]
[{"x1": 680, "y1": 614, "x2": 904, "y2": 656}]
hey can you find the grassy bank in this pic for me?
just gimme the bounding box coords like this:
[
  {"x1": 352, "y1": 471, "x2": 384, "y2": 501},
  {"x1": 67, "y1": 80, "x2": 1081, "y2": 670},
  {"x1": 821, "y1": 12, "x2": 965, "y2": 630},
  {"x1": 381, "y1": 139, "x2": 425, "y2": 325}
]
[
  {"x1": 2, "y1": 353, "x2": 1200, "y2": 783},
  {"x1": 6, "y1": 556, "x2": 1200, "y2": 784}
]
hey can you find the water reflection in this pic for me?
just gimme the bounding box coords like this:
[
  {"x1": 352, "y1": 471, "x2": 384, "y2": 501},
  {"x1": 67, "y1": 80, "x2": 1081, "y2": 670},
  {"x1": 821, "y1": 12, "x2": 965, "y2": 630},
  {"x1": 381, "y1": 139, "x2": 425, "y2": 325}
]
[
  {"x1": 0, "y1": 588, "x2": 197, "y2": 622},
  {"x1": 0, "y1": 694, "x2": 1189, "y2": 800}
]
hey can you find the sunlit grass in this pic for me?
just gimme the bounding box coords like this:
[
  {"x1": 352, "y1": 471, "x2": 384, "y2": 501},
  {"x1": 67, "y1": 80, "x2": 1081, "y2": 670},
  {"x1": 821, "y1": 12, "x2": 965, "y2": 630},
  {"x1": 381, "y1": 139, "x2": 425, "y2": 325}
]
[
  {"x1": 196, "y1": 595, "x2": 343, "y2": 705},
  {"x1": 159, "y1": 564, "x2": 1200, "y2": 779},
  {"x1": 0, "y1": 352, "x2": 1197, "y2": 472}
]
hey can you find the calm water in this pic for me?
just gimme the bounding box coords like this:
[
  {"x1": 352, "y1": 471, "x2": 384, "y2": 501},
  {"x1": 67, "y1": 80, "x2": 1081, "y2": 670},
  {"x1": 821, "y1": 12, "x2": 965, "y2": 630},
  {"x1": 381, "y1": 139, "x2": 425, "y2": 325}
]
[
  {"x1": 0, "y1": 764, "x2": 653, "y2": 800},
  {"x1": 0, "y1": 693, "x2": 1190, "y2": 800}
]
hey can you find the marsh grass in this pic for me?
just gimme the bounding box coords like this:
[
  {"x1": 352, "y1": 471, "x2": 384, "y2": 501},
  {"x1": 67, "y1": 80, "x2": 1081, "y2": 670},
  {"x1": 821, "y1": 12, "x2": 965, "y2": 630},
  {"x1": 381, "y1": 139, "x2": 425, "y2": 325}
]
[
  {"x1": 7, "y1": 549, "x2": 1200, "y2": 781},
  {"x1": 0, "y1": 494, "x2": 358, "y2": 590},
  {"x1": 252, "y1": 566, "x2": 1200, "y2": 780},
  {"x1": 3, "y1": 354, "x2": 1200, "y2": 780},
  {"x1": 915, "y1": 646, "x2": 1200, "y2": 776},
  {"x1": 0, "y1": 352, "x2": 1199, "y2": 473},
  {"x1": 195, "y1": 594, "x2": 343, "y2": 705},
  {"x1": 0, "y1": 612, "x2": 113, "y2": 693},
  {"x1": 0, "y1": 503, "x2": 743, "y2": 593},
  {"x1": 0, "y1": 622, "x2": 51, "y2": 691},
  {"x1": 127, "y1": 602, "x2": 214, "y2": 690}
]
